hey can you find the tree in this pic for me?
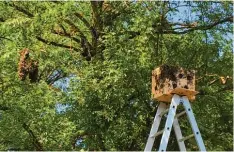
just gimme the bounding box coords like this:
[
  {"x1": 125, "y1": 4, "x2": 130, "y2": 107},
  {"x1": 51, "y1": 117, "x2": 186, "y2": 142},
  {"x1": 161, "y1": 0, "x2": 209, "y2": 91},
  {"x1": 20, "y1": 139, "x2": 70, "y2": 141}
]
[{"x1": 0, "y1": 1, "x2": 233, "y2": 151}]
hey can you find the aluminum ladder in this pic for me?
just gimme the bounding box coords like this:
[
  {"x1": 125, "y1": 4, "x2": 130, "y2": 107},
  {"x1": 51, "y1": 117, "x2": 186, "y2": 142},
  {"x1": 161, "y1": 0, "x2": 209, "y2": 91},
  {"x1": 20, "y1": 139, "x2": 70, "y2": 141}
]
[{"x1": 144, "y1": 94, "x2": 206, "y2": 151}]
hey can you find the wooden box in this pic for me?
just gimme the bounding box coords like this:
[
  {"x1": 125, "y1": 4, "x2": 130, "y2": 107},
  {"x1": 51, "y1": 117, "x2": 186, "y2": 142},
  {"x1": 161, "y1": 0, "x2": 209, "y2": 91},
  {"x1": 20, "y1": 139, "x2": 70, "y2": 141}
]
[{"x1": 152, "y1": 65, "x2": 198, "y2": 102}]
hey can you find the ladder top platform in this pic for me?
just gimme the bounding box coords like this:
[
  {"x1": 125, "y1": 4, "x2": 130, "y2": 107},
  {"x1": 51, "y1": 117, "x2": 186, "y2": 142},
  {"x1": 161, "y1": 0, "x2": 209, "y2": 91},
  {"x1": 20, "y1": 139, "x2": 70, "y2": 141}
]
[{"x1": 153, "y1": 88, "x2": 199, "y2": 102}]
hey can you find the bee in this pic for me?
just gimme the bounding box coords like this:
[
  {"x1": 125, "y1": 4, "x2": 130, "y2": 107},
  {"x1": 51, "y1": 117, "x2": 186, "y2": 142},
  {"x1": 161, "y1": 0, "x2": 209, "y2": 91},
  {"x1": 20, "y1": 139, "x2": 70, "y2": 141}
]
[{"x1": 18, "y1": 48, "x2": 39, "y2": 83}]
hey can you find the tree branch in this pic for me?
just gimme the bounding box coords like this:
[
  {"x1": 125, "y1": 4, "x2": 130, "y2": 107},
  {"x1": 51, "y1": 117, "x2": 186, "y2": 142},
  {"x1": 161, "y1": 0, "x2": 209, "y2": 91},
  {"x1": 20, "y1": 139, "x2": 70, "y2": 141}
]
[
  {"x1": 22, "y1": 123, "x2": 43, "y2": 151},
  {"x1": 36, "y1": 36, "x2": 79, "y2": 51},
  {"x1": 196, "y1": 74, "x2": 219, "y2": 81},
  {"x1": 64, "y1": 19, "x2": 94, "y2": 60},
  {"x1": 217, "y1": 85, "x2": 233, "y2": 92},
  {"x1": 51, "y1": 28, "x2": 80, "y2": 44},
  {"x1": 74, "y1": 13, "x2": 98, "y2": 42},
  {"x1": 64, "y1": 19, "x2": 93, "y2": 49},
  {"x1": 90, "y1": 1, "x2": 103, "y2": 31},
  {"x1": 164, "y1": 16, "x2": 233, "y2": 34},
  {"x1": 0, "y1": 17, "x2": 5, "y2": 22},
  {"x1": 0, "y1": 36, "x2": 13, "y2": 41},
  {"x1": 0, "y1": 105, "x2": 9, "y2": 111},
  {"x1": 74, "y1": 13, "x2": 92, "y2": 29},
  {"x1": 46, "y1": 70, "x2": 67, "y2": 85},
  {"x1": 8, "y1": 3, "x2": 34, "y2": 18},
  {"x1": 129, "y1": 16, "x2": 232, "y2": 39},
  {"x1": 198, "y1": 85, "x2": 233, "y2": 96},
  {"x1": 52, "y1": 24, "x2": 81, "y2": 43}
]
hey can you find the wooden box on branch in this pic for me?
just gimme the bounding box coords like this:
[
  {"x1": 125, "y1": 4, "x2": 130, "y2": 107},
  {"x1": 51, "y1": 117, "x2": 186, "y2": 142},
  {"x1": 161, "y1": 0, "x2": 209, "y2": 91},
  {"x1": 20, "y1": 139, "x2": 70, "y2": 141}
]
[{"x1": 152, "y1": 65, "x2": 198, "y2": 102}]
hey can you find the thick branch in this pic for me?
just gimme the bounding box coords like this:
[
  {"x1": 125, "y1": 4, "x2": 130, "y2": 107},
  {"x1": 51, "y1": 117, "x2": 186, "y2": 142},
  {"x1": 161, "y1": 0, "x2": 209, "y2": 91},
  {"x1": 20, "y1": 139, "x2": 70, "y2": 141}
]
[
  {"x1": 0, "y1": 105, "x2": 9, "y2": 111},
  {"x1": 0, "y1": 17, "x2": 5, "y2": 22},
  {"x1": 59, "y1": 24, "x2": 67, "y2": 33},
  {"x1": 64, "y1": 19, "x2": 94, "y2": 60},
  {"x1": 22, "y1": 123, "x2": 43, "y2": 151},
  {"x1": 8, "y1": 3, "x2": 34, "y2": 17},
  {"x1": 165, "y1": 16, "x2": 233, "y2": 34},
  {"x1": 52, "y1": 24, "x2": 80, "y2": 43},
  {"x1": 217, "y1": 85, "x2": 233, "y2": 92},
  {"x1": 74, "y1": 13, "x2": 92, "y2": 29},
  {"x1": 65, "y1": 19, "x2": 92, "y2": 49},
  {"x1": 74, "y1": 13, "x2": 98, "y2": 42},
  {"x1": 64, "y1": 19, "x2": 93, "y2": 49},
  {"x1": 51, "y1": 29, "x2": 80, "y2": 44},
  {"x1": 90, "y1": 1, "x2": 103, "y2": 31},
  {"x1": 196, "y1": 74, "x2": 219, "y2": 81},
  {"x1": 198, "y1": 85, "x2": 233, "y2": 96},
  {"x1": 127, "y1": 16, "x2": 232, "y2": 39},
  {"x1": 46, "y1": 70, "x2": 67, "y2": 85},
  {"x1": 36, "y1": 36, "x2": 79, "y2": 51},
  {"x1": 0, "y1": 36, "x2": 12, "y2": 41}
]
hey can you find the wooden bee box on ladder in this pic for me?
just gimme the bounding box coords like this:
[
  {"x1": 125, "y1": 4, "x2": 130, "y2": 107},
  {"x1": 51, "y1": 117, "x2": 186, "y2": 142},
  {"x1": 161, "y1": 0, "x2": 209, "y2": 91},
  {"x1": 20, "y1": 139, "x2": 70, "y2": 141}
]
[{"x1": 152, "y1": 65, "x2": 198, "y2": 102}]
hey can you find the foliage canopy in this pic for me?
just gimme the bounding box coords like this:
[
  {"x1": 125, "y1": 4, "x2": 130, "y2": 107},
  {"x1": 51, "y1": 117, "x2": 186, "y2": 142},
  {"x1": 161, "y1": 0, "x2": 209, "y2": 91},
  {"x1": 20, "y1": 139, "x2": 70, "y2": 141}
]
[{"x1": 0, "y1": 1, "x2": 233, "y2": 151}]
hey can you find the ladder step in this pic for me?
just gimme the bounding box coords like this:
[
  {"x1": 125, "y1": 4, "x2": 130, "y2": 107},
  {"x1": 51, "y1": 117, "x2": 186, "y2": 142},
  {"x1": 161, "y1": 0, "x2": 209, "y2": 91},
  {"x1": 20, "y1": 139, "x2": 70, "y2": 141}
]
[
  {"x1": 159, "y1": 109, "x2": 169, "y2": 117},
  {"x1": 179, "y1": 134, "x2": 195, "y2": 142},
  {"x1": 149, "y1": 111, "x2": 186, "y2": 139},
  {"x1": 150, "y1": 129, "x2": 164, "y2": 138},
  {"x1": 175, "y1": 110, "x2": 186, "y2": 118}
]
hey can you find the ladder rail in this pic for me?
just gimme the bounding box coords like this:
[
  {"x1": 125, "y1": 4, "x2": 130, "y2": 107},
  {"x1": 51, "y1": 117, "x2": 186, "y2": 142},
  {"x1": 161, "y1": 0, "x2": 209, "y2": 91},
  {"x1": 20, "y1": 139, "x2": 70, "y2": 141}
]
[
  {"x1": 158, "y1": 94, "x2": 181, "y2": 151},
  {"x1": 144, "y1": 102, "x2": 167, "y2": 151},
  {"x1": 182, "y1": 96, "x2": 206, "y2": 151}
]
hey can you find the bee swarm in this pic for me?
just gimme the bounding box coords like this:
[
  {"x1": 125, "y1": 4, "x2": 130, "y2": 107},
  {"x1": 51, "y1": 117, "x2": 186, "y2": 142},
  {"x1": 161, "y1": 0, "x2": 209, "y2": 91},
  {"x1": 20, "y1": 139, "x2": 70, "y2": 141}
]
[{"x1": 152, "y1": 65, "x2": 198, "y2": 102}]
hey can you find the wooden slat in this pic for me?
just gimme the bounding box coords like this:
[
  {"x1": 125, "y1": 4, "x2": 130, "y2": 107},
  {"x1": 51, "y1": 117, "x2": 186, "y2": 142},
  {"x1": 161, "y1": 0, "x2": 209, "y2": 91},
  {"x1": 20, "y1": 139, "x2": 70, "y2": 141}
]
[
  {"x1": 154, "y1": 88, "x2": 198, "y2": 102},
  {"x1": 171, "y1": 88, "x2": 198, "y2": 97}
]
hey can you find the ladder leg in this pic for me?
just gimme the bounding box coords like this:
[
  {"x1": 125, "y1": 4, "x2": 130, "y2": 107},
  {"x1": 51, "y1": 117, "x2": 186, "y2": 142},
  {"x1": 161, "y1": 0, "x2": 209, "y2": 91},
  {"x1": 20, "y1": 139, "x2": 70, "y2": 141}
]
[
  {"x1": 158, "y1": 94, "x2": 180, "y2": 151},
  {"x1": 173, "y1": 117, "x2": 186, "y2": 151},
  {"x1": 182, "y1": 96, "x2": 206, "y2": 151},
  {"x1": 144, "y1": 102, "x2": 167, "y2": 151}
]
